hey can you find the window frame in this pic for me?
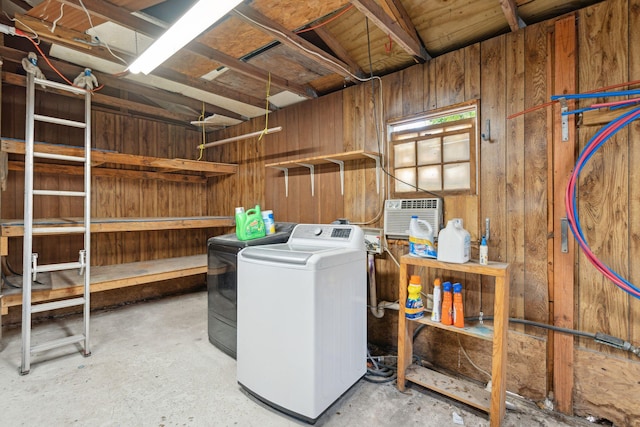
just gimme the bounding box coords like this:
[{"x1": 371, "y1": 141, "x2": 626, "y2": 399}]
[{"x1": 387, "y1": 101, "x2": 479, "y2": 199}]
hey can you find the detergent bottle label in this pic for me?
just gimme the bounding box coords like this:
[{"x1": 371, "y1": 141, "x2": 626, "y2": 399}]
[
  {"x1": 405, "y1": 296, "x2": 424, "y2": 320},
  {"x1": 409, "y1": 236, "x2": 437, "y2": 258}
]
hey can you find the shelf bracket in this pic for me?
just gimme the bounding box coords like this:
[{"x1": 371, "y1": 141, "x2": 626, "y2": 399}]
[
  {"x1": 559, "y1": 97, "x2": 569, "y2": 142},
  {"x1": 326, "y1": 159, "x2": 345, "y2": 195},
  {"x1": 296, "y1": 163, "x2": 315, "y2": 196},
  {"x1": 273, "y1": 167, "x2": 289, "y2": 197},
  {"x1": 362, "y1": 153, "x2": 381, "y2": 194}
]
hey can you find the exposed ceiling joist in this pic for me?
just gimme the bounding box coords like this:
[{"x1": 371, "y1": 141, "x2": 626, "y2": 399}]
[
  {"x1": 378, "y1": 0, "x2": 431, "y2": 59},
  {"x1": 151, "y1": 67, "x2": 268, "y2": 110},
  {"x1": 2, "y1": 72, "x2": 194, "y2": 123},
  {"x1": 349, "y1": 0, "x2": 429, "y2": 62},
  {"x1": 58, "y1": 0, "x2": 315, "y2": 100},
  {"x1": 58, "y1": 0, "x2": 164, "y2": 37},
  {"x1": 13, "y1": 13, "x2": 269, "y2": 111},
  {"x1": 313, "y1": 27, "x2": 365, "y2": 78},
  {"x1": 499, "y1": 0, "x2": 527, "y2": 31},
  {"x1": 0, "y1": 44, "x2": 245, "y2": 121},
  {"x1": 233, "y1": 4, "x2": 362, "y2": 80},
  {"x1": 185, "y1": 42, "x2": 317, "y2": 100}
]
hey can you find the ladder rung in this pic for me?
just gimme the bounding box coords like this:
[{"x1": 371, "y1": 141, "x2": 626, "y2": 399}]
[
  {"x1": 35, "y1": 261, "x2": 83, "y2": 273},
  {"x1": 33, "y1": 226, "x2": 86, "y2": 235},
  {"x1": 33, "y1": 190, "x2": 86, "y2": 197},
  {"x1": 31, "y1": 334, "x2": 85, "y2": 354},
  {"x1": 34, "y1": 152, "x2": 86, "y2": 162},
  {"x1": 34, "y1": 77, "x2": 88, "y2": 95},
  {"x1": 34, "y1": 114, "x2": 87, "y2": 129},
  {"x1": 31, "y1": 297, "x2": 86, "y2": 314}
]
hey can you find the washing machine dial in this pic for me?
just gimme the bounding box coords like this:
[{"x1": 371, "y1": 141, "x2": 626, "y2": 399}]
[{"x1": 313, "y1": 227, "x2": 323, "y2": 236}]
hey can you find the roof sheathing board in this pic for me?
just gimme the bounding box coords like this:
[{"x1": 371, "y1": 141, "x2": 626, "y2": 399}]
[
  {"x1": 26, "y1": 0, "x2": 166, "y2": 32},
  {"x1": 403, "y1": 0, "x2": 507, "y2": 56},
  {"x1": 324, "y1": 7, "x2": 414, "y2": 75}
]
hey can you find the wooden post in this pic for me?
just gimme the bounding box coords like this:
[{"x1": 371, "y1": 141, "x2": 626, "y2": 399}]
[
  {"x1": 552, "y1": 14, "x2": 576, "y2": 414},
  {"x1": 396, "y1": 261, "x2": 410, "y2": 390}
]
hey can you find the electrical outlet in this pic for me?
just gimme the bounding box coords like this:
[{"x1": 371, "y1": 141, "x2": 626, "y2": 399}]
[{"x1": 363, "y1": 227, "x2": 383, "y2": 254}]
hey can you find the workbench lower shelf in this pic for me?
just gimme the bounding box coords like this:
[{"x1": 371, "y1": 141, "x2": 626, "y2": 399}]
[
  {"x1": 405, "y1": 365, "x2": 491, "y2": 412},
  {"x1": 1, "y1": 254, "x2": 207, "y2": 315}
]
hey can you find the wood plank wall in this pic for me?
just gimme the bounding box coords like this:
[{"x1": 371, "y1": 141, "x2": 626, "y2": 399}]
[
  {"x1": 572, "y1": 0, "x2": 640, "y2": 424},
  {"x1": 207, "y1": 0, "x2": 640, "y2": 423}
]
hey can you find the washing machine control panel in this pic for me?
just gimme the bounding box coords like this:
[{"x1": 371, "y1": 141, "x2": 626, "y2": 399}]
[{"x1": 289, "y1": 224, "x2": 364, "y2": 249}]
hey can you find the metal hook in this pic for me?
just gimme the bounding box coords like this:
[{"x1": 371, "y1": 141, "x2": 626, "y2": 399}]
[{"x1": 481, "y1": 119, "x2": 491, "y2": 142}]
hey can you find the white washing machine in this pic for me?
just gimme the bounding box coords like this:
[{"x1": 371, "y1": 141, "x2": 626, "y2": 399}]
[{"x1": 237, "y1": 224, "x2": 366, "y2": 423}]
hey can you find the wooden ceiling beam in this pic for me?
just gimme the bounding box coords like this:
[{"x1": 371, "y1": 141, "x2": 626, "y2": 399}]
[
  {"x1": 58, "y1": 0, "x2": 315, "y2": 99},
  {"x1": 12, "y1": 14, "x2": 268, "y2": 110},
  {"x1": 378, "y1": 0, "x2": 431, "y2": 59},
  {"x1": 185, "y1": 42, "x2": 317, "y2": 99},
  {"x1": 350, "y1": 0, "x2": 429, "y2": 62},
  {"x1": 0, "y1": 45, "x2": 245, "y2": 121},
  {"x1": 499, "y1": 0, "x2": 526, "y2": 32},
  {"x1": 313, "y1": 27, "x2": 365, "y2": 78},
  {"x1": 233, "y1": 4, "x2": 362, "y2": 79},
  {"x1": 2, "y1": 71, "x2": 194, "y2": 124}
]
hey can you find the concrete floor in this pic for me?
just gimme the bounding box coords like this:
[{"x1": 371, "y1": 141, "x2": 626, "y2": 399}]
[{"x1": 0, "y1": 291, "x2": 592, "y2": 427}]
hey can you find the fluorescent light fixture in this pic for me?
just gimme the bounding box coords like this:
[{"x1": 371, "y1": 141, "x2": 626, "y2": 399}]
[{"x1": 129, "y1": 0, "x2": 242, "y2": 75}]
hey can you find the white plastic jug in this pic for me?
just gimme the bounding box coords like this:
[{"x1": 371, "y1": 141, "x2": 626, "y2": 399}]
[
  {"x1": 437, "y1": 218, "x2": 470, "y2": 263},
  {"x1": 409, "y1": 216, "x2": 437, "y2": 258}
]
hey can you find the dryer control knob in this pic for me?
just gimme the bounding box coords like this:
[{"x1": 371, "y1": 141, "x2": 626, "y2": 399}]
[{"x1": 313, "y1": 227, "x2": 323, "y2": 236}]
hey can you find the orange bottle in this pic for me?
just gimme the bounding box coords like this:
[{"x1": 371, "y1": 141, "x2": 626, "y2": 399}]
[
  {"x1": 440, "y1": 281, "x2": 453, "y2": 325},
  {"x1": 453, "y1": 283, "x2": 465, "y2": 328}
]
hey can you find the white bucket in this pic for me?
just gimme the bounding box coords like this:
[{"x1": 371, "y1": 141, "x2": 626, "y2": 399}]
[
  {"x1": 409, "y1": 216, "x2": 437, "y2": 258},
  {"x1": 437, "y1": 218, "x2": 470, "y2": 263}
]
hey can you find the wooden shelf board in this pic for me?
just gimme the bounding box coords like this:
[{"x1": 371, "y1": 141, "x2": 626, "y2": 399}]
[
  {"x1": 265, "y1": 150, "x2": 379, "y2": 168},
  {"x1": 399, "y1": 255, "x2": 510, "y2": 277},
  {"x1": 2, "y1": 139, "x2": 237, "y2": 176},
  {"x1": 406, "y1": 365, "x2": 490, "y2": 413},
  {"x1": 1, "y1": 254, "x2": 207, "y2": 309},
  {"x1": 412, "y1": 318, "x2": 493, "y2": 341},
  {"x1": 0, "y1": 216, "x2": 234, "y2": 237}
]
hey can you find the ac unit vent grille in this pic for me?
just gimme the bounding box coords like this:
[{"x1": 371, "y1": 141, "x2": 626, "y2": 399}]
[
  {"x1": 383, "y1": 198, "x2": 443, "y2": 239},
  {"x1": 401, "y1": 199, "x2": 438, "y2": 210}
]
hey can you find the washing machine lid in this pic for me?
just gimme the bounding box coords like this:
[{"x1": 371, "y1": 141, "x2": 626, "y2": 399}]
[{"x1": 239, "y1": 243, "x2": 337, "y2": 265}]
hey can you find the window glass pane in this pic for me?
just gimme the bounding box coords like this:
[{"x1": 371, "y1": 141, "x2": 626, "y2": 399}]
[
  {"x1": 443, "y1": 133, "x2": 470, "y2": 162},
  {"x1": 443, "y1": 163, "x2": 470, "y2": 190},
  {"x1": 394, "y1": 141, "x2": 415, "y2": 167},
  {"x1": 418, "y1": 165, "x2": 442, "y2": 191},
  {"x1": 417, "y1": 138, "x2": 441, "y2": 165},
  {"x1": 395, "y1": 168, "x2": 417, "y2": 192}
]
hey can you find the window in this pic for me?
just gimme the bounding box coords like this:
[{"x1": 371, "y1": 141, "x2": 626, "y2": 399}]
[{"x1": 387, "y1": 102, "x2": 478, "y2": 197}]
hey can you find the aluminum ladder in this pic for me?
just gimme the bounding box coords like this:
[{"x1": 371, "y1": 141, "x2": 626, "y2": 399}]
[{"x1": 21, "y1": 72, "x2": 92, "y2": 374}]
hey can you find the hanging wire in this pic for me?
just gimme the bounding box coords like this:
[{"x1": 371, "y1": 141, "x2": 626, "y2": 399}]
[{"x1": 258, "y1": 73, "x2": 271, "y2": 141}]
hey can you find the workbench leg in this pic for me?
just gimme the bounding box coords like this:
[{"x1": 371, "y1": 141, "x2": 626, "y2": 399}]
[
  {"x1": 397, "y1": 261, "x2": 412, "y2": 391},
  {"x1": 490, "y1": 275, "x2": 509, "y2": 427}
]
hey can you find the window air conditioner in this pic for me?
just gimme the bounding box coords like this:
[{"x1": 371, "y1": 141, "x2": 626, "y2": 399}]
[{"x1": 383, "y1": 198, "x2": 443, "y2": 239}]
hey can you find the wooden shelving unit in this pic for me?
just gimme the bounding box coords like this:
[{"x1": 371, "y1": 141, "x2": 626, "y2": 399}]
[
  {"x1": 397, "y1": 255, "x2": 510, "y2": 427},
  {"x1": 0, "y1": 139, "x2": 238, "y2": 322},
  {"x1": 265, "y1": 150, "x2": 380, "y2": 196}
]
